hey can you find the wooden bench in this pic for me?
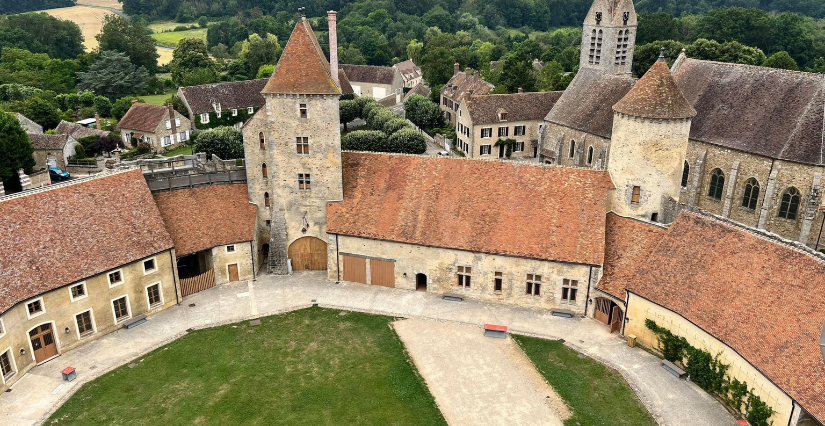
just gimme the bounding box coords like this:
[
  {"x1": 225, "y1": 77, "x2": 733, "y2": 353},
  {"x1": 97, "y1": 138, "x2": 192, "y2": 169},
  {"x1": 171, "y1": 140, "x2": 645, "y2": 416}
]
[
  {"x1": 443, "y1": 293, "x2": 463, "y2": 302},
  {"x1": 551, "y1": 308, "x2": 575, "y2": 318},
  {"x1": 483, "y1": 324, "x2": 507, "y2": 339},
  {"x1": 124, "y1": 315, "x2": 147, "y2": 329},
  {"x1": 661, "y1": 359, "x2": 687, "y2": 378}
]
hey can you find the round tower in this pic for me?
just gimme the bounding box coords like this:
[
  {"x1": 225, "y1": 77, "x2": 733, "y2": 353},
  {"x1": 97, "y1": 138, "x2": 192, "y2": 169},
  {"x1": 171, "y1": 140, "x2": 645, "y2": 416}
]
[{"x1": 607, "y1": 50, "x2": 696, "y2": 221}]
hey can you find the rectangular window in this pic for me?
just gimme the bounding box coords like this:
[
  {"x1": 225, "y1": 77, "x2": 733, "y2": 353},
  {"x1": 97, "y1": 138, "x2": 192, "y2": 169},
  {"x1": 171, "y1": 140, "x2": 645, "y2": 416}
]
[
  {"x1": 526, "y1": 274, "x2": 542, "y2": 296},
  {"x1": 27, "y1": 299, "x2": 43, "y2": 316},
  {"x1": 143, "y1": 258, "x2": 156, "y2": 274},
  {"x1": 232, "y1": 109, "x2": 238, "y2": 116},
  {"x1": 216, "y1": 112, "x2": 222, "y2": 118},
  {"x1": 248, "y1": 107, "x2": 254, "y2": 114},
  {"x1": 498, "y1": 127, "x2": 509, "y2": 137},
  {"x1": 296, "y1": 137, "x2": 309, "y2": 155},
  {"x1": 631, "y1": 186, "x2": 641, "y2": 205},
  {"x1": 112, "y1": 296, "x2": 130, "y2": 323},
  {"x1": 175, "y1": 118, "x2": 181, "y2": 127},
  {"x1": 69, "y1": 282, "x2": 87, "y2": 301},
  {"x1": 165, "y1": 120, "x2": 171, "y2": 130},
  {"x1": 494, "y1": 272, "x2": 503, "y2": 292},
  {"x1": 480, "y1": 145, "x2": 491, "y2": 155},
  {"x1": 76, "y1": 310, "x2": 94, "y2": 337},
  {"x1": 108, "y1": 270, "x2": 123, "y2": 287},
  {"x1": 147, "y1": 283, "x2": 162, "y2": 308},
  {"x1": 456, "y1": 266, "x2": 472, "y2": 288},
  {"x1": 514, "y1": 125, "x2": 526, "y2": 136},
  {"x1": 498, "y1": 112, "x2": 508, "y2": 121},
  {"x1": 481, "y1": 128, "x2": 492, "y2": 138},
  {"x1": 1, "y1": 350, "x2": 14, "y2": 380},
  {"x1": 298, "y1": 173, "x2": 311, "y2": 191},
  {"x1": 299, "y1": 103, "x2": 308, "y2": 119},
  {"x1": 226, "y1": 244, "x2": 236, "y2": 253},
  {"x1": 561, "y1": 279, "x2": 578, "y2": 303},
  {"x1": 514, "y1": 142, "x2": 524, "y2": 152}
]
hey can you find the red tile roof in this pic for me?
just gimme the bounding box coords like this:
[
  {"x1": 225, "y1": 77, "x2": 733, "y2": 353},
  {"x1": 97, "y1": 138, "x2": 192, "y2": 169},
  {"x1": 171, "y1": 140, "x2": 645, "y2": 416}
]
[
  {"x1": 117, "y1": 102, "x2": 170, "y2": 133},
  {"x1": 262, "y1": 18, "x2": 340, "y2": 95},
  {"x1": 596, "y1": 213, "x2": 667, "y2": 299},
  {"x1": 153, "y1": 184, "x2": 257, "y2": 257},
  {"x1": 328, "y1": 152, "x2": 614, "y2": 265},
  {"x1": 0, "y1": 170, "x2": 174, "y2": 315},
  {"x1": 627, "y1": 210, "x2": 825, "y2": 423},
  {"x1": 614, "y1": 59, "x2": 695, "y2": 119}
]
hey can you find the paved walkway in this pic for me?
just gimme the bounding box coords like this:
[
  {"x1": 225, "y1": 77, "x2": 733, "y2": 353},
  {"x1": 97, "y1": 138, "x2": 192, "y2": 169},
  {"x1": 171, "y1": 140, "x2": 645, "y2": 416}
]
[
  {"x1": 0, "y1": 272, "x2": 735, "y2": 426},
  {"x1": 394, "y1": 319, "x2": 568, "y2": 426}
]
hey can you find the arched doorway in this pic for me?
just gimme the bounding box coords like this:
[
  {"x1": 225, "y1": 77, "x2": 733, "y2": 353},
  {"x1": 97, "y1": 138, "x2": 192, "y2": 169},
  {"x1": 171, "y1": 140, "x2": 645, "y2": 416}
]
[
  {"x1": 594, "y1": 297, "x2": 624, "y2": 333},
  {"x1": 288, "y1": 237, "x2": 327, "y2": 271},
  {"x1": 29, "y1": 323, "x2": 58, "y2": 363},
  {"x1": 416, "y1": 273, "x2": 427, "y2": 291}
]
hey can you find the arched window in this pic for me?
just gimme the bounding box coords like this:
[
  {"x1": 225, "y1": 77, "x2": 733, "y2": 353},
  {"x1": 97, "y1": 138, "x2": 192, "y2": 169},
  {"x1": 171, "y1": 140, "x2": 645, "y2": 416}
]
[
  {"x1": 681, "y1": 161, "x2": 690, "y2": 188},
  {"x1": 259, "y1": 132, "x2": 265, "y2": 149},
  {"x1": 261, "y1": 163, "x2": 268, "y2": 179},
  {"x1": 778, "y1": 187, "x2": 800, "y2": 220},
  {"x1": 264, "y1": 192, "x2": 270, "y2": 207},
  {"x1": 708, "y1": 169, "x2": 724, "y2": 200},
  {"x1": 587, "y1": 146, "x2": 594, "y2": 165},
  {"x1": 594, "y1": 30, "x2": 603, "y2": 65},
  {"x1": 741, "y1": 178, "x2": 760, "y2": 210},
  {"x1": 588, "y1": 29, "x2": 597, "y2": 64},
  {"x1": 569, "y1": 140, "x2": 576, "y2": 159}
]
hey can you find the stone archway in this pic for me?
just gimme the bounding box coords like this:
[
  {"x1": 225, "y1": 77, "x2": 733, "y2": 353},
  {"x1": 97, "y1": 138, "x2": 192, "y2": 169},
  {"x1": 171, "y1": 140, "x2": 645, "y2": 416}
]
[{"x1": 288, "y1": 237, "x2": 327, "y2": 271}]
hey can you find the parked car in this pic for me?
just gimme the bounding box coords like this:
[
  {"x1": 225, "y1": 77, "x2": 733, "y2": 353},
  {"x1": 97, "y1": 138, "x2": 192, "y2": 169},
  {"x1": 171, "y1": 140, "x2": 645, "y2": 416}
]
[
  {"x1": 437, "y1": 151, "x2": 450, "y2": 157},
  {"x1": 49, "y1": 167, "x2": 70, "y2": 181}
]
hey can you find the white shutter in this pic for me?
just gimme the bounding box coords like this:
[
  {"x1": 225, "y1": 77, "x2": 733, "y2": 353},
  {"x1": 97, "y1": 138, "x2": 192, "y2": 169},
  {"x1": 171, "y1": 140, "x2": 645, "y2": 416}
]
[
  {"x1": 175, "y1": 118, "x2": 180, "y2": 126},
  {"x1": 165, "y1": 120, "x2": 171, "y2": 129}
]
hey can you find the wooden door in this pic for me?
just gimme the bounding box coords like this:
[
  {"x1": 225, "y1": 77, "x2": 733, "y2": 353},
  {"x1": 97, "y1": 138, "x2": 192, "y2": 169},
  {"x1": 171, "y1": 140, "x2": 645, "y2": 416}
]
[
  {"x1": 370, "y1": 259, "x2": 395, "y2": 288},
  {"x1": 30, "y1": 324, "x2": 58, "y2": 363},
  {"x1": 594, "y1": 298, "x2": 611, "y2": 324},
  {"x1": 342, "y1": 255, "x2": 367, "y2": 284},
  {"x1": 610, "y1": 306, "x2": 623, "y2": 333},
  {"x1": 228, "y1": 264, "x2": 239, "y2": 282},
  {"x1": 498, "y1": 144, "x2": 506, "y2": 158},
  {"x1": 288, "y1": 237, "x2": 328, "y2": 271}
]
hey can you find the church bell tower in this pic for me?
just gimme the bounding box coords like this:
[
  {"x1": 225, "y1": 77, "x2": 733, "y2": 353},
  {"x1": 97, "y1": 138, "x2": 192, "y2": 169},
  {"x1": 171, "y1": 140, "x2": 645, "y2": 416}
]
[{"x1": 579, "y1": 0, "x2": 637, "y2": 75}]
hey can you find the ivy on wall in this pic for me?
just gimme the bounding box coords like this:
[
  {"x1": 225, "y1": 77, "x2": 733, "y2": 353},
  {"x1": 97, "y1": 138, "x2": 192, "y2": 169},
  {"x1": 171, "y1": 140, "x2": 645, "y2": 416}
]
[{"x1": 195, "y1": 108, "x2": 255, "y2": 129}]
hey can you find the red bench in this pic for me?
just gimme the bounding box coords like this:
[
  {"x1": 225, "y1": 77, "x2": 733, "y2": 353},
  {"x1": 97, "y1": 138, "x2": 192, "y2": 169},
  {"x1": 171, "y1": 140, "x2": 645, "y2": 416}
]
[{"x1": 484, "y1": 324, "x2": 507, "y2": 338}]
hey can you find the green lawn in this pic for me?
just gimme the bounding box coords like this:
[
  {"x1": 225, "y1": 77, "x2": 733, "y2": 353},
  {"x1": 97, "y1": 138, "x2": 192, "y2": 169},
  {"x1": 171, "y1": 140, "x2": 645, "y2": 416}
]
[
  {"x1": 514, "y1": 335, "x2": 657, "y2": 426},
  {"x1": 160, "y1": 144, "x2": 193, "y2": 157},
  {"x1": 142, "y1": 90, "x2": 176, "y2": 106},
  {"x1": 47, "y1": 308, "x2": 446, "y2": 426},
  {"x1": 150, "y1": 28, "x2": 207, "y2": 48}
]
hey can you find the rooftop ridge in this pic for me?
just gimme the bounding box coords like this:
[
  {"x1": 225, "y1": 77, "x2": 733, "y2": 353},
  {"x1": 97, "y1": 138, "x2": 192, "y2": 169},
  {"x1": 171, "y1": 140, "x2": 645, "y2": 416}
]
[
  {"x1": 0, "y1": 167, "x2": 137, "y2": 203},
  {"x1": 339, "y1": 150, "x2": 611, "y2": 173},
  {"x1": 606, "y1": 211, "x2": 670, "y2": 230}
]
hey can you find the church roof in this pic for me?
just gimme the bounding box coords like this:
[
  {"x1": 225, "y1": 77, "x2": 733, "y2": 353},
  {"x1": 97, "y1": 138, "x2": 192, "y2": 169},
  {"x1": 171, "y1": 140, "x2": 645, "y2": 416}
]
[
  {"x1": 544, "y1": 68, "x2": 635, "y2": 138},
  {"x1": 613, "y1": 59, "x2": 695, "y2": 119},
  {"x1": 262, "y1": 18, "x2": 340, "y2": 95},
  {"x1": 673, "y1": 57, "x2": 825, "y2": 166}
]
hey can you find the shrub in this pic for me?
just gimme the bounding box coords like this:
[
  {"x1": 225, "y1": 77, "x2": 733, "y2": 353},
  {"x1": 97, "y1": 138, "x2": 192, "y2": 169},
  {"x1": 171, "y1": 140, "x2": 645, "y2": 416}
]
[
  {"x1": 387, "y1": 128, "x2": 426, "y2": 154},
  {"x1": 359, "y1": 98, "x2": 381, "y2": 120},
  {"x1": 192, "y1": 126, "x2": 244, "y2": 159},
  {"x1": 73, "y1": 144, "x2": 86, "y2": 159},
  {"x1": 339, "y1": 100, "x2": 360, "y2": 129},
  {"x1": 354, "y1": 96, "x2": 378, "y2": 117},
  {"x1": 342, "y1": 130, "x2": 386, "y2": 152},
  {"x1": 367, "y1": 108, "x2": 397, "y2": 130},
  {"x1": 382, "y1": 117, "x2": 411, "y2": 135}
]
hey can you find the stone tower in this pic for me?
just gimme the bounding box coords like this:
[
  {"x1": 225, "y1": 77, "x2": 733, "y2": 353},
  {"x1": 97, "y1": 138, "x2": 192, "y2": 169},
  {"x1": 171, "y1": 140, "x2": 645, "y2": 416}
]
[
  {"x1": 607, "y1": 51, "x2": 696, "y2": 221},
  {"x1": 243, "y1": 14, "x2": 344, "y2": 274},
  {"x1": 579, "y1": 0, "x2": 637, "y2": 75}
]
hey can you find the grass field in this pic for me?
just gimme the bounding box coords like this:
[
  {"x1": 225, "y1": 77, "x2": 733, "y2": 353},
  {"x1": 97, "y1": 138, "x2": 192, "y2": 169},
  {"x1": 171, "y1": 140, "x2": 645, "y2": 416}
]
[
  {"x1": 161, "y1": 145, "x2": 193, "y2": 157},
  {"x1": 514, "y1": 335, "x2": 657, "y2": 426},
  {"x1": 142, "y1": 90, "x2": 175, "y2": 105},
  {"x1": 47, "y1": 308, "x2": 447, "y2": 426},
  {"x1": 43, "y1": 6, "x2": 115, "y2": 51},
  {"x1": 151, "y1": 28, "x2": 208, "y2": 48},
  {"x1": 76, "y1": 0, "x2": 122, "y2": 10}
]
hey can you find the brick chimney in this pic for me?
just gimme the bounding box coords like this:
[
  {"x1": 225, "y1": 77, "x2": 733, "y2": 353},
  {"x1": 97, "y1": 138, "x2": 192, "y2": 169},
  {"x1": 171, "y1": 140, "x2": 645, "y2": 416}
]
[
  {"x1": 18, "y1": 169, "x2": 31, "y2": 190},
  {"x1": 465, "y1": 67, "x2": 471, "y2": 76},
  {"x1": 168, "y1": 104, "x2": 178, "y2": 143},
  {"x1": 454, "y1": 62, "x2": 460, "y2": 76},
  {"x1": 95, "y1": 113, "x2": 101, "y2": 129},
  {"x1": 327, "y1": 11, "x2": 339, "y2": 87}
]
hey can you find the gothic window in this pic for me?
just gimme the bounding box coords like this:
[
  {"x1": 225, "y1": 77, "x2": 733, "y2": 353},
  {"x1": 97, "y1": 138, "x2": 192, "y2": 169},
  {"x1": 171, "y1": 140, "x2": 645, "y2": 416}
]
[
  {"x1": 741, "y1": 178, "x2": 760, "y2": 210},
  {"x1": 587, "y1": 146, "x2": 594, "y2": 165},
  {"x1": 264, "y1": 192, "x2": 270, "y2": 207},
  {"x1": 259, "y1": 132, "x2": 265, "y2": 149},
  {"x1": 588, "y1": 29, "x2": 597, "y2": 64},
  {"x1": 261, "y1": 163, "x2": 268, "y2": 179},
  {"x1": 681, "y1": 161, "x2": 690, "y2": 188},
  {"x1": 615, "y1": 30, "x2": 630, "y2": 65},
  {"x1": 594, "y1": 30, "x2": 603, "y2": 65},
  {"x1": 569, "y1": 140, "x2": 576, "y2": 159},
  {"x1": 708, "y1": 169, "x2": 725, "y2": 200},
  {"x1": 778, "y1": 187, "x2": 800, "y2": 220}
]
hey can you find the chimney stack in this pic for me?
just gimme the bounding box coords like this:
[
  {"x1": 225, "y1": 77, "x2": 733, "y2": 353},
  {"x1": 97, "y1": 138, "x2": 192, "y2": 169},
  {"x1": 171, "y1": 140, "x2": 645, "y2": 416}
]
[
  {"x1": 327, "y1": 11, "x2": 340, "y2": 88},
  {"x1": 518, "y1": 87, "x2": 523, "y2": 93},
  {"x1": 168, "y1": 104, "x2": 178, "y2": 143},
  {"x1": 454, "y1": 62, "x2": 460, "y2": 76},
  {"x1": 95, "y1": 113, "x2": 101, "y2": 129},
  {"x1": 465, "y1": 67, "x2": 471, "y2": 75}
]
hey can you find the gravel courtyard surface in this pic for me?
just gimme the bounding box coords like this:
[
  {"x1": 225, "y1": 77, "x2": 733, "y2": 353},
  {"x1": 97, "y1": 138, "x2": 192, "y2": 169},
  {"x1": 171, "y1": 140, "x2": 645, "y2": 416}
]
[{"x1": 393, "y1": 318, "x2": 570, "y2": 426}]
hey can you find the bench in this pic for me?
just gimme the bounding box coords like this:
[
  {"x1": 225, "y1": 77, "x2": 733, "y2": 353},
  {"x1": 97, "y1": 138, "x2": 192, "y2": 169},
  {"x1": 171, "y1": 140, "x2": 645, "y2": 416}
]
[
  {"x1": 551, "y1": 308, "x2": 575, "y2": 318},
  {"x1": 124, "y1": 315, "x2": 147, "y2": 329},
  {"x1": 661, "y1": 359, "x2": 687, "y2": 378},
  {"x1": 443, "y1": 293, "x2": 464, "y2": 302},
  {"x1": 484, "y1": 324, "x2": 507, "y2": 339}
]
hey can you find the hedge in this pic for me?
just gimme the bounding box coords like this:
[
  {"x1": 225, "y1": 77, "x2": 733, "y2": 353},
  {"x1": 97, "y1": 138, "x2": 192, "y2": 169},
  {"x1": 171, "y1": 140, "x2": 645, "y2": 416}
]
[
  {"x1": 341, "y1": 130, "x2": 386, "y2": 152},
  {"x1": 382, "y1": 117, "x2": 411, "y2": 135},
  {"x1": 367, "y1": 108, "x2": 397, "y2": 130},
  {"x1": 387, "y1": 128, "x2": 426, "y2": 154}
]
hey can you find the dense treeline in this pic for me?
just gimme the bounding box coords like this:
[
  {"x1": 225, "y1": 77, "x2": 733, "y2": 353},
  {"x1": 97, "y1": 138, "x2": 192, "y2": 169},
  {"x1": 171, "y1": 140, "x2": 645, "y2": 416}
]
[
  {"x1": 0, "y1": 0, "x2": 75, "y2": 15},
  {"x1": 0, "y1": 13, "x2": 85, "y2": 60}
]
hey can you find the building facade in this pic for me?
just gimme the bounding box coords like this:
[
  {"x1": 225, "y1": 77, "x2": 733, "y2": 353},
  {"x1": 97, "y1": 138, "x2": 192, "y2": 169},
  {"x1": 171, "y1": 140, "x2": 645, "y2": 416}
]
[
  {"x1": 340, "y1": 64, "x2": 403, "y2": 101},
  {"x1": 440, "y1": 65, "x2": 494, "y2": 125},
  {"x1": 118, "y1": 102, "x2": 193, "y2": 152}
]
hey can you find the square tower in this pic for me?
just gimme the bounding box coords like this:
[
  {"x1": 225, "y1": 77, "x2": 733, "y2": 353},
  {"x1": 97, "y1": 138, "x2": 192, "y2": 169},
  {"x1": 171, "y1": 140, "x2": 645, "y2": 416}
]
[{"x1": 579, "y1": 0, "x2": 637, "y2": 75}]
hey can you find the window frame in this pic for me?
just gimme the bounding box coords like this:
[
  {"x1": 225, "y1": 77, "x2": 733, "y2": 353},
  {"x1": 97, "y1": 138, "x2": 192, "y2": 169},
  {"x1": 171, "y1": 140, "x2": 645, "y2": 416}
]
[
  {"x1": 299, "y1": 103, "x2": 308, "y2": 119},
  {"x1": 68, "y1": 282, "x2": 88, "y2": 303},
  {"x1": 0, "y1": 348, "x2": 16, "y2": 383},
  {"x1": 264, "y1": 192, "x2": 270, "y2": 207},
  {"x1": 481, "y1": 127, "x2": 492, "y2": 138},
  {"x1": 111, "y1": 295, "x2": 131, "y2": 324},
  {"x1": 480, "y1": 145, "x2": 491, "y2": 156},
  {"x1": 247, "y1": 107, "x2": 254, "y2": 114},
  {"x1": 261, "y1": 163, "x2": 268, "y2": 179},
  {"x1": 298, "y1": 173, "x2": 312, "y2": 191},
  {"x1": 525, "y1": 274, "x2": 542, "y2": 297},
  {"x1": 259, "y1": 132, "x2": 265, "y2": 149},
  {"x1": 296, "y1": 136, "x2": 309, "y2": 155},
  {"x1": 498, "y1": 126, "x2": 509, "y2": 137},
  {"x1": 514, "y1": 125, "x2": 526, "y2": 136},
  {"x1": 561, "y1": 279, "x2": 578, "y2": 304},
  {"x1": 108, "y1": 268, "x2": 124, "y2": 288},
  {"x1": 569, "y1": 140, "x2": 576, "y2": 158},
  {"x1": 778, "y1": 187, "x2": 801, "y2": 220},
  {"x1": 681, "y1": 161, "x2": 690, "y2": 188},
  {"x1": 741, "y1": 178, "x2": 760, "y2": 210},
  {"x1": 143, "y1": 256, "x2": 157, "y2": 275},
  {"x1": 26, "y1": 297, "x2": 45, "y2": 320},
  {"x1": 226, "y1": 244, "x2": 236, "y2": 253},
  {"x1": 145, "y1": 282, "x2": 163, "y2": 310},
  {"x1": 456, "y1": 265, "x2": 472, "y2": 289},
  {"x1": 587, "y1": 146, "x2": 594, "y2": 165},
  {"x1": 232, "y1": 109, "x2": 238, "y2": 116},
  {"x1": 708, "y1": 169, "x2": 725, "y2": 200},
  {"x1": 630, "y1": 186, "x2": 641, "y2": 205},
  {"x1": 74, "y1": 309, "x2": 96, "y2": 339},
  {"x1": 200, "y1": 113, "x2": 209, "y2": 123},
  {"x1": 513, "y1": 141, "x2": 524, "y2": 152},
  {"x1": 493, "y1": 271, "x2": 503, "y2": 293}
]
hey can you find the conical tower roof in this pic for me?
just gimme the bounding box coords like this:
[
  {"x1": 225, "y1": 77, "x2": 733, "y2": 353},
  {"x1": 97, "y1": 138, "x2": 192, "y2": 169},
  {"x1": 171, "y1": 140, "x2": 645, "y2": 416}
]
[
  {"x1": 613, "y1": 55, "x2": 695, "y2": 119},
  {"x1": 262, "y1": 17, "x2": 340, "y2": 95}
]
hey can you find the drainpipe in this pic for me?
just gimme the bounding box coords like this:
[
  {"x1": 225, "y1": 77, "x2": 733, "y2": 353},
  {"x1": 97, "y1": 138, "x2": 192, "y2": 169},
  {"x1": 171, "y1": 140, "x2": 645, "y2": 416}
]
[
  {"x1": 583, "y1": 265, "x2": 593, "y2": 318},
  {"x1": 250, "y1": 241, "x2": 256, "y2": 281},
  {"x1": 621, "y1": 290, "x2": 630, "y2": 335},
  {"x1": 335, "y1": 234, "x2": 340, "y2": 283},
  {"x1": 815, "y1": 212, "x2": 824, "y2": 252},
  {"x1": 169, "y1": 250, "x2": 180, "y2": 305}
]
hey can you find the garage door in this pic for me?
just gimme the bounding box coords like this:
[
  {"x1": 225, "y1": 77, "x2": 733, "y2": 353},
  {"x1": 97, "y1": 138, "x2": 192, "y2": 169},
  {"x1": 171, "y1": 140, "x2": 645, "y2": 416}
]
[
  {"x1": 342, "y1": 255, "x2": 367, "y2": 284},
  {"x1": 370, "y1": 259, "x2": 395, "y2": 288},
  {"x1": 373, "y1": 87, "x2": 387, "y2": 99}
]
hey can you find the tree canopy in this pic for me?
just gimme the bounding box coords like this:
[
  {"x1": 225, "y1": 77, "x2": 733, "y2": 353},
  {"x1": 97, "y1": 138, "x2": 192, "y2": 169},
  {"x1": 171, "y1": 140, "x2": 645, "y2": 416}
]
[
  {"x1": 96, "y1": 15, "x2": 159, "y2": 73},
  {"x1": 78, "y1": 51, "x2": 150, "y2": 100},
  {"x1": 192, "y1": 126, "x2": 245, "y2": 159},
  {"x1": 0, "y1": 111, "x2": 36, "y2": 192}
]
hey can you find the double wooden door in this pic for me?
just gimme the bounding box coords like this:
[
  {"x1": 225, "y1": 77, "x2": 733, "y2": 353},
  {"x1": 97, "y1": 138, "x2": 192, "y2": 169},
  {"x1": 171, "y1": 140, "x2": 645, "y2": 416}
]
[
  {"x1": 288, "y1": 237, "x2": 327, "y2": 271},
  {"x1": 30, "y1": 324, "x2": 58, "y2": 363}
]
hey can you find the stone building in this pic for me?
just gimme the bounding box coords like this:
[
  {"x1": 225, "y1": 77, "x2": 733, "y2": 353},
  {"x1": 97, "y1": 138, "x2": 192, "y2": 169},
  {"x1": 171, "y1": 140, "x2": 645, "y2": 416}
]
[
  {"x1": 440, "y1": 65, "x2": 494, "y2": 125},
  {"x1": 579, "y1": 0, "x2": 637, "y2": 75},
  {"x1": 455, "y1": 91, "x2": 562, "y2": 159},
  {"x1": 28, "y1": 134, "x2": 81, "y2": 171},
  {"x1": 393, "y1": 59, "x2": 423, "y2": 88},
  {"x1": 340, "y1": 64, "x2": 403, "y2": 101},
  {"x1": 54, "y1": 120, "x2": 108, "y2": 141},
  {"x1": 117, "y1": 102, "x2": 193, "y2": 152},
  {"x1": 177, "y1": 79, "x2": 268, "y2": 129},
  {"x1": 0, "y1": 169, "x2": 179, "y2": 392}
]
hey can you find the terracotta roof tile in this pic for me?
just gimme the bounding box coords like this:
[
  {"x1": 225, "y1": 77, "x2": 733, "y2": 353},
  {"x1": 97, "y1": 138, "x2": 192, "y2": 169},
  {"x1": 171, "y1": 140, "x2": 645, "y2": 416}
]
[
  {"x1": 627, "y1": 211, "x2": 825, "y2": 423},
  {"x1": 596, "y1": 213, "x2": 667, "y2": 299},
  {"x1": 262, "y1": 18, "x2": 340, "y2": 95},
  {"x1": 0, "y1": 170, "x2": 174, "y2": 314},
  {"x1": 54, "y1": 120, "x2": 107, "y2": 139},
  {"x1": 179, "y1": 79, "x2": 267, "y2": 116},
  {"x1": 328, "y1": 152, "x2": 614, "y2": 265},
  {"x1": 340, "y1": 64, "x2": 396, "y2": 85},
  {"x1": 466, "y1": 92, "x2": 563, "y2": 124},
  {"x1": 29, "y1": 133, "x2": 69, "y2": 150},
  {"x1": 613, "y1": 59, "x2": 695, "y2": 119},
  {"x1": 153, "y1": 185, "x2": 257, "y2": 257},
  {"x1": 117, "y1": 103, "x2": 170, "y2": 133}
]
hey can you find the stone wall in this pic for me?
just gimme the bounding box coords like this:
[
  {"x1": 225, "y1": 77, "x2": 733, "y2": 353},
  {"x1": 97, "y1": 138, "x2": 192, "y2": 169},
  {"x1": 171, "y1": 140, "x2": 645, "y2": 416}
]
[
  {"x1": 211, "y1": 242, "x2": 255, "y2": 285},
  {"x1": 539, "y1": 121, "x2": 610, "y2": 169}
]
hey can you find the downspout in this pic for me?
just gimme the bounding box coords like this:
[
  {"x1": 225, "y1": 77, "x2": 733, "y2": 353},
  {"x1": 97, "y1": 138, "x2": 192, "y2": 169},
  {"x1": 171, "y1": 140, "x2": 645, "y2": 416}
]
[
  {"x1": 583, "y1": 265, "x2": 593, "y2": 318},
  {"x1": 815, "y1": 212, "x2": 824, "y2": 252},
  {"x1": 335, "y1": 234, "x2": 341, "y2": 283},
  {"x1": 250, "y1": 241, "x2": 256, "y2": 281},
  {"x1": 621, "y1": 290, "x2": 629, "y2": 335},
  {"x1": 169, "y1": 250, "x2": 180, "y2": 305}
]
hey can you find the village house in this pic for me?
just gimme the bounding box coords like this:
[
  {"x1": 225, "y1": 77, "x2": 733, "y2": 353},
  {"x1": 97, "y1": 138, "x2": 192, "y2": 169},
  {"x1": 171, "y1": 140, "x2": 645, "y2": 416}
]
[
  {"x1": 455, "y1": 91, "x2": 562, "y2": 159},
  {"x1": 393, "y1": 59, "x2": 423, "y2": 88},
  {"x1": 177, "y1": 79, "x2": 268, "y2": 129},
  {"x1": 0, "y1": 169, "x2": 179, "y2": 392},
  {"x1": 402, "y1": 82, "x2": 431, "y2": 103},
  {"x1": 28, "y1": 134, "x2": 81, "y2": 171},
  {"x1": 55, "y1": 119, "x2": 108, "y2": 141},
  {"x1": 117, "y1": 102, "x2": 193, "y2": 152},
  {"x1": 340, "y1": 64, "x2": 403, "y2": 102},
  {"x1": 13, "y1": 113, "x2": 43, "y2": 134},
  {"x1": 440, "y1": 64, "x2": 494, "y2": 125}
]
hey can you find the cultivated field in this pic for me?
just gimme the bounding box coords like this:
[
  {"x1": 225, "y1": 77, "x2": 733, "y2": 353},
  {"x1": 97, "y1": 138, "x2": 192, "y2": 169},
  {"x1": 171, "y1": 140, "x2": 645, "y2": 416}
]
[
  {"x1": 76, "y1": 0, "x2": 122, "y2": 10},
  {"x1": 150, "y1": 27, "x2": 208, "y2": 48},
  {"x1": 43, "y1": 6, "x2": 114, "y2": 51}
]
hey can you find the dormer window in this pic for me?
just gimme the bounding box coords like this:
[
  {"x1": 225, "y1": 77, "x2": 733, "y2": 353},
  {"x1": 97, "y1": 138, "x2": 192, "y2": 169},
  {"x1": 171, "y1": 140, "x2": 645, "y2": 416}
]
[{"x1": 497, "y1": 110, "x2": 508, "y2": 121}]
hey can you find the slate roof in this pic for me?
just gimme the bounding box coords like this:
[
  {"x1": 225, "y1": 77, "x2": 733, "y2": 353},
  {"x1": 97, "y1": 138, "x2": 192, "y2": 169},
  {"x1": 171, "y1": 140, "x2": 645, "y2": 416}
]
[
  {"x1": 544, "y1": 68, "x2": 636, "y2": 138},
  {"x1": 0, "y1": 170, "x2": 174, "y2": 315},
  {"x1": 28, "y1": 134, "x2": 70, "y2": 150},
  {"x1": 442, "y1": 70, "x2": 494, "y2": 104},
  {"x1": 673, "y1": 57, "x2": 825, "y2": 165},
  {"x1": 627, "y1": 210, "x2": 825, "y2": 423},
  {"x1": 153, "y1": 184, "x2": 257, "y2": 257},
  {"x1": 596, "y1": 213, "x2": 667, "y2": 299},
  {"x1": 117, "y1": 103, "x2": 170, "y2": 133},
  {"x1": 466, "y1": 92, "x2": 563, "y2": 124},
  {"x1": 393, "y1": 59, "x2": 421, "y2": 82},
  {"x1": 54, "y1": 120, "x2": 107, "y2": 140},
  {"x1": 340, "y1": 64, "x2": 396, "y2": 85},
  {"x1": 613, "y1": 59, "x2": 695, "y2": 119},
  {"x1": 328, "y1": 152, "x2": 614, "y2": 265},
  {"x1": 262, "y1": 18, "x2": 340, "y2": 95},
  {"x1": 179, "y1": 79, "x2": 267, "y2": 116}
]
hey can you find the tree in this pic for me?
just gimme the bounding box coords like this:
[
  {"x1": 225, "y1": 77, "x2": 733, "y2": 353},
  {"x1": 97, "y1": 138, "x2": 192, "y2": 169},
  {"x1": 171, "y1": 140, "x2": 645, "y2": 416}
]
[
  {"x1": 633, "y1": 41, "x2": 686, "y2": 76},
  {"x1": 0, "y1": 48, "x2": 79, "y2": 93},
  {"x1": 192, "y1": 126, "x2": 244, "y2": 159},
  {"x1": 0, "y1": 111, "x2": 35, "y2": 193},
  {"x1": 366, "y1": 108, "x2": 397, "y2": 130},
  {"x1": 78, "y1": 51, "x2": 149, "y2": 100},
  {"x1": 498, "y1": 50, "x2": 537, "y2": 92},
  {"x1": 241, "y1": 34, "x2": 282, "y2": 77},
  {"x1": 256, "y1": 64, "x2": 275, "y2": 79},
  {"x1": 763, "y1": 51, "x2": 799, "y2": 70},
  {"x1": 407, "y1": 39, "x2": 424, "y2": 64},
  {"x1": 421, "y1": 47, "x2": 456, "y2": 86},
  {"x1": 537, "y1": 60, "x2": 565, "y2": 91},
  {"x1": 339, "y1": 100, "x2": 360, "y2": 131},
  {"x1": 383, "y1": 117, "x2": 411, "y2": 135},
  {"x1": 405, "y1": 94, "x2": 445, "y2": 131},
  {"x1": 388, "y1": 128, "x2": 427, "y2": 154},
  {"x1": 96, "y1": 15, "x2": 159, "y2": 73},
  {"x1": 342, "y1": 130, "x2": 386, "y2": 152},
  {"x1": 92, "y1": 135, "x2": 125, "y2": 155},
  {"x1": 13, "y1": 96, "x2": 60, "y2": 130},
  {"x1": 685, "y1": 39, "x2": 766, "y2": 66},
  {"x1": 339, "y1": 46, "x2": 366, "y2": 65},
  {"x1": 170, "y1": 38, "x2": 217, "y2": 85},
  {"x1": 112, "y1": 96, "x2": 143, "y2": 121},
  {"x1": 164, "y1": 94, "x2": 188, "y2": 116},
  {"x1": 93, "y1": 96, "x2": 112, "y2": 118},
  {"x1": 637, "y1": 12, "x2": 681, "y2": 45},
  {"x1": 1, "y1": 13, "x2": 84, "y2": 60},
  {"x1": 198, "y1": 16, "x2": 209, "y2": 28}
]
